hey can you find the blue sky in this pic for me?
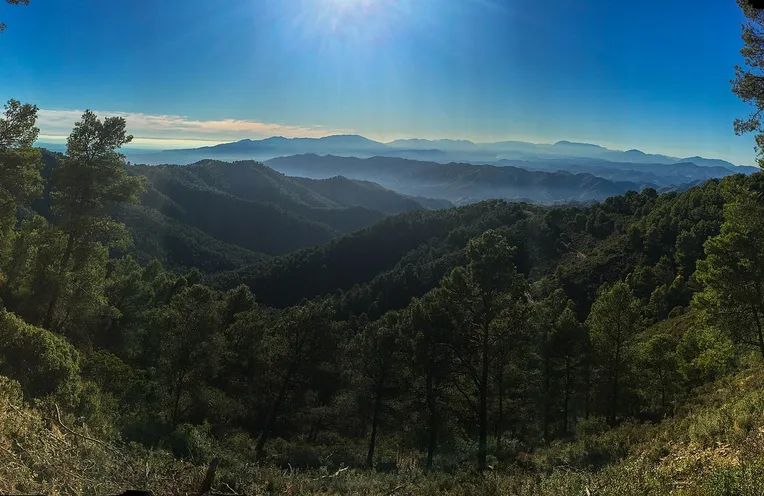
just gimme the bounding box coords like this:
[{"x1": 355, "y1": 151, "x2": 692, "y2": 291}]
[{"x1": 0, "y1": 0, "x2": 757, "y2": 164}]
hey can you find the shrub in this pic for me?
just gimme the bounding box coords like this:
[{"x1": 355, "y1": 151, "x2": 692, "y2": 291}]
[
  {"x1": 266, "y1": 438, "x2": 322, "y2": 469},
  {"x1": 167, "y1": 422, "x2": 215, "y2": 464},
  {"x1": 0, "y1": 310, "x2": 80, "y2": 398}
]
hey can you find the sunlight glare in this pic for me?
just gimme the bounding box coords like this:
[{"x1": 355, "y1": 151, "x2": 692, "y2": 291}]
[{"x1": 318, "y1": 0, "x2": 385, "y2": 32}]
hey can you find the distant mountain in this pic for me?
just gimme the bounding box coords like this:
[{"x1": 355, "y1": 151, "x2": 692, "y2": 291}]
[
  {"x1": 387, "y1": 138, "x2": 480, "y2": 151},
  {"x1": 127, "y1": 135, "x2": 752, "y2": 182},
  {"x1": 553, "y1": 140, "x2": 604, "y2": 149},
  {"x1": 265, "y1": 154, "x2": 657, "y2": 205},
  {"x1": 133, "y1": 135, "x2": 391, "y2": 165},
  {"x1": 493, "y1": 158, "x2": 754, "y2": 186},
  {"x1": 677, "y1": 156, "x2": 750, "y2": 171}
]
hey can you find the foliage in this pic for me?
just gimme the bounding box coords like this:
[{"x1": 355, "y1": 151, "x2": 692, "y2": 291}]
[
  {"x1": 732, "y1": 0, "x2": 764, "y2": 169},
  {"x1": 5, "y1": 75, "x2": 764, "y2": 491},
  {"x1": 0, "y1": 310, "x2": 79, "y2": 398},
  {"x1": 695, "y1": 179, "x2": 764, "y2": 358}
]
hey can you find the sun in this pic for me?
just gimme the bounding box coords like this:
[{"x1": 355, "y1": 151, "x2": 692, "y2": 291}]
[
  {"x1": 322, "y1": 0, "x2": 376, "y2": 10},
  {"x1": 290, "y1": 0, "x2": 402, "y2": 45},
  {"x1": 318, "y1": 0, "x2": 381, "y2": 27}
]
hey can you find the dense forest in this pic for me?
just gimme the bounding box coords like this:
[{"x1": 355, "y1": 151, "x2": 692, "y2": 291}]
[
  {"x1": 4, "y1": 0, "x2": 764, "y2": 493},
  {"x1": 3, "y1": 93, "x2": 764, "y2": 495}
]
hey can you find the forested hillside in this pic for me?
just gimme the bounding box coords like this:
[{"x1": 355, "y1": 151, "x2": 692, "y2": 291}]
[
  {"x1": 32, "y1": 153, "x2": 447, "y2": 273},
  {"x1": 6, "y1": 95, "x2": 764, "y2": 494}
]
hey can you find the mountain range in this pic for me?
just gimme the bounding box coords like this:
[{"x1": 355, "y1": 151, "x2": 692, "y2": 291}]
[
  {"x1": 265, "y1": 154, "x2": 681, "y2": 205},
  {"x1": 127, "y1": 134, "x2": 755, "y2": 173}
]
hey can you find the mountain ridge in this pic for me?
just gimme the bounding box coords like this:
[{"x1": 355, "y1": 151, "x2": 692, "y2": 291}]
[{"x1": 126, "y1": 134, "x2": 752, "y2": 171}]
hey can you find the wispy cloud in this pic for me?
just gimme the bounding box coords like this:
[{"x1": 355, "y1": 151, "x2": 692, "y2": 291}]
[{"x1": 36, "y1": 109, "x2": 351, "y2": 149}]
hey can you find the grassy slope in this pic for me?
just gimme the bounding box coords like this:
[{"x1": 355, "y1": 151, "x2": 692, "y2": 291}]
[{"x1": 6, "y1": 341, "x2": 764, "y2": 495}]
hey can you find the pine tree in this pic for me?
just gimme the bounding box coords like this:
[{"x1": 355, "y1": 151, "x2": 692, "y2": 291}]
[
  {"x1": 695, "y1": 184, "x2": 764, "y2": 358},
  {"x1": 732, "y1": 0, "x2": 764, "y2": 168},
  {"x1": 586, "y1": 281, "x2": 640, "y2": 426},
  {"x1": 42, "y1": 111, "x2": 145, "y2": 329},
  {"x1": 440, "y1": 229, "x2": 528, "y2": 470},
  {"x1": 0, "y1": 99, "x2": 42, "y2": 268}
]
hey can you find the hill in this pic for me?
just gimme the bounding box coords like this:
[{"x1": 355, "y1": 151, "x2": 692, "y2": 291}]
[
  {"x1": 37, "y1": 154, "x2": 446, "y2": 270},
  {"x1": 495, "y1": 157, "x2": 753, "y2": 185},
  {"x1": 265, "y1": 154, "x2": 654, "y2": 205}
]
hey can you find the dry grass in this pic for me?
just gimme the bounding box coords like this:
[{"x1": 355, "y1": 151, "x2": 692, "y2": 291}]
[{"x1": 4, "y1": 362, "x2": 764, "y2": 495}]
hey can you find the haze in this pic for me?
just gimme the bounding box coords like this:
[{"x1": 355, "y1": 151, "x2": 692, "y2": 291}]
[{"x1": 0, "y1": 0, "x2": 755, "y2": 165}]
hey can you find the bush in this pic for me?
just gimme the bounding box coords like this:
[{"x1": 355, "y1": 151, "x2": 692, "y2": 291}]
[
  {"x1": 266, "y1": 438, "x2": 322, "y2": 469},
  {"x1": 703, "y1": 462, "x2": 764, "y2": 496},
  {"x1": 0, "y1": 310, "x2": 80, "y2": 398},
  {"x1": 166, "y1": 422, "x2": 215, "y2": 464}
]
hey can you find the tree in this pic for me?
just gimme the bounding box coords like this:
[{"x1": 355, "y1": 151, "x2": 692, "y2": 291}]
[
  {"x1": 440, "y1": 229, "x2": 528, "y2": 470},
  {"x1": 586, "y1": 281, "x2": 640, "y2": 426},
  {"x1": 0, "y1": 99, "x2": 42, "y2": 263},
  {"x1": 155, "y1": 284, "x2": 223, "y2": 427},
  {"x1": 43, "y1": 110, "x2": 145, "y2": 329},
  {"x1": 0, "y1": 0, "x2": 30, "y2": 34},
  {"x1": 353, "y1": 312, "x2": 408, "y2": 467},
  {"x1": 409, "y1": 289, "x2": 454, "y2": 470},
  {"x1": 254, "y1": 302, "x2": 335, "y2": 457},
  {"x1": 638, "y1": 332, "x2": 680, "y2": 414},
  {"x1": 694, "y1": 186, "x2": 764, "y2": 358},
  {"x1": 537, "y1": 289, "x2": 587, "y2": 438},
  {"x1": 732, "y1": 0, "x2": 764, "y2": 168}
]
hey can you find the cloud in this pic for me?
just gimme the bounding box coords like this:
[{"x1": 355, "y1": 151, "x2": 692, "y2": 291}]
[{"x1": 35, "y1": 108, "x2": 352, "y2": 148}]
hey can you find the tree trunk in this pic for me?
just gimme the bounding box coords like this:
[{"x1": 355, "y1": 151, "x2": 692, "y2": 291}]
[
  {"x1": 308, "y1": 420, "x2": 321, "y2": 443},
  {"x1": 752, "y1": 305, "x2": 764, "y2": 359},
  {"x1": 478, "y1": 325, "x2": 489, "y2": 471},
  {"x1": 610, "y1": 358, "x2": 620, "y2": 427},
  {"x1": 425, "y1": 369, "x2": 438, "y2": 471},
  {"x1": 496, "y1": 364, "x2": 504, "y2": 452},
  {"x1": 563, "y1": 357, "x2": 571, "y2": 434},
  {"x1": 255, "y1": 369, "x2": 294, "y2": 459},
  {"x1": 367, "y1": 385, "x2": 383, "y2": 468},
  {"x1": 426, "y1": 416, "x2": 438, "y2": 471},
  {"x1": 171, "y1": 371, "x2": 185, "y2": 427},
  {"x1": 43, "y1": 232, "x2": 75, "y2": 329},
  {"x1": 543, "y1": 351, "x2": 551, "y2": 441},
  {"x1": 659, "y1": 368, "x2": 666, "y2": 411},
  {"x1": 584, "y1": 362, "x2": 591, "y2": 420}
]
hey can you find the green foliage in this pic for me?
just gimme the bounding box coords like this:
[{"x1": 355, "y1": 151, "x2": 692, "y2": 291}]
[
  {"x1": 0, "y1": 99, "x2": 42, "y2": 272},
  {"x1": 0, "y1": 310, "x2": 79, "y2": 398},
  {"x1": 695, "y1": 180, "x2": 764, "y2": 358},
  {"x1": 732, "y1": 0, "x2": 764, "y2": 168},
  {"x1": 51, "y1": 110, "x2": 145, "y2": 247},
  {"x1": 586, "y1": 281, "x2": 641, "y2": 424},
  {"x1": 6, "y1": 87, "x2": 764, "y2": 491},
  {"x1": 677, "y1": 321, "x2": 736, "y2": 386},
  {"x1": 0, "y1": 0, "x2": 31, "y2": 33}
]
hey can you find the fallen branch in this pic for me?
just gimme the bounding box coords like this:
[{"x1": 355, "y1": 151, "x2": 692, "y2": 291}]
[
  {"x1": 315, "y1": 466, "x2": 349, "y2": 480},
  {"x1": 54, "y1": 403, "x2": 121, "y2": 455},
  {"x1": 210, "y1": 480, "x2": 242, "y2": 496},
  {"x1": 387, "y1": 484, "x2": 405, "y2": 496}
]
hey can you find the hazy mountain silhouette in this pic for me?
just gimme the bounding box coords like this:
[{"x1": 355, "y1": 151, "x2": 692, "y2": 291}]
[
  {"x1": 265, "y1": 154, "x2": 657, "y2": 205},
  {"x1": 128, "y1": 135, "x2": 752, "y2": 178}
]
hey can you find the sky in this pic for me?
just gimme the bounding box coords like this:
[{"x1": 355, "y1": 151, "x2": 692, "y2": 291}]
[{"x1": 0, "y1": 0, "x2": 758, "y2": 164}]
